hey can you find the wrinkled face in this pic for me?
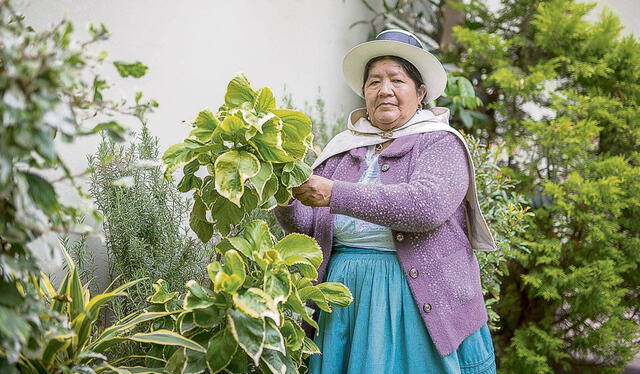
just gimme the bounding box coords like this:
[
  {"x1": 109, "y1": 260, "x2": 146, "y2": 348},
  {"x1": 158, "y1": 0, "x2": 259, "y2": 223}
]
[{"x1": 363, "y1": 58, "x2": 426, "y2": 131}]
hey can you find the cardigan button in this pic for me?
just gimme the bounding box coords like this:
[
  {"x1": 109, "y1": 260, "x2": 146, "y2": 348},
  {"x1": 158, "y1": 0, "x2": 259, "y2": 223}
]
[
  {"x1": 423, "y1": 303, "x2": 432, "y2": 313},
  {"x1": 409, "y1": 268, "x2": 419, "y2": 278},
  {"x1": 395, "y1": 233, "x2": 404, "y2": 242},
  {"x1": 381, "y1": 163, "x2": 390, "y2": 172}
]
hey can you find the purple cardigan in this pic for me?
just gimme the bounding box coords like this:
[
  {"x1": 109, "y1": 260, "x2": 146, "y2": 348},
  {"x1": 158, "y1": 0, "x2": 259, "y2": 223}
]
[{"x1": 273, "y1": 131, "x2": 488, "y2": 356}]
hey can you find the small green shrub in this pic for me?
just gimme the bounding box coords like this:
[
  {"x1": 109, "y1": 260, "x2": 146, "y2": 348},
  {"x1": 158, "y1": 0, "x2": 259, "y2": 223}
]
[
  {"x1": 88, "y1": 124, "x2": 209, "y2": 323},
  {"x1": 13, "y1": 247, "x2": 166, "y2": 373},
  {"x1": 137, "y1": 74, "x2": 353, "y2": 374}
]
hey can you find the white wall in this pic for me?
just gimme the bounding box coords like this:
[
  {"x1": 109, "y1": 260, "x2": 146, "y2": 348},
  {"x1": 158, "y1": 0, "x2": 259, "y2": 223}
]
[
  {"x1": 16, "y1": 0, "x2": 638, "y2": 287},
  {"x1": 17, "y1": 0, "x2": 372, "y2": 286}
]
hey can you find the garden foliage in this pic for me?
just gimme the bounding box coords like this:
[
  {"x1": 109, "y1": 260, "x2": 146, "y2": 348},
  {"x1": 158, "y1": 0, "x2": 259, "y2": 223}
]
[
  {"x1": 449, "y1": 1, "x2": 640, "y2": 372},
  {"x1": 163, "y1": 74, "x2": 315, "y2": 240},
  {"x1": 0, "y1": 1, "x2": 154, "y2": 370},
  {"x1": 14, "y1": 247, "x2": 173, "y2": 373},
  {"x1": 143, "y1": 75, "x2": 353, "y2": 374},
  {"x1": 88, "y1": 125, "x2": 209, "y2": 322}
]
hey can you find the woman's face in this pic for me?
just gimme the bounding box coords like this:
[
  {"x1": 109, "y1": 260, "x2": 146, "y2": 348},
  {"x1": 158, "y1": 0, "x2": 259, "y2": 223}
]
[{"x1": 363, "y1": 58, "x2": 426, "y2": 131}]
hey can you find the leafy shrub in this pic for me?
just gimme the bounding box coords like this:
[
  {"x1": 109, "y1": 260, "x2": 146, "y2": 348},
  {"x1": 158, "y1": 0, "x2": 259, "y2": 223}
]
[
  {"x1": 132, "y1": 74, "x2": 354, "y2": 374},
  {"x1": 88, "y1": 124, "x2": 209, "y2": 322},
  {"x1": 163, "y1": 73, "x2": 315, "y2": 239},
  {"x1": 142, "y1": 220, "x2": 351, "y2": 373},
  {"x1": 0, "y1": 1, "x2": 153, "y2": 370},
  {"x1": 12, "y1": 247, "x2": 169, "y2": 373},
  {"x1": 450, "y1": 0, "x2": 640, "y2": 372}
]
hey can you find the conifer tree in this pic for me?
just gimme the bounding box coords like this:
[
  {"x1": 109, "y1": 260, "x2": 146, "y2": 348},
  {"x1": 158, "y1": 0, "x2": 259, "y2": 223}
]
[{"x1": 447, "y1": 0, "x2": 640, "y2": 372}]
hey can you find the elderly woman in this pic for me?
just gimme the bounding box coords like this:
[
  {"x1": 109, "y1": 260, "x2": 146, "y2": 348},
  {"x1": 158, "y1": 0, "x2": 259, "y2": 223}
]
[{"x1": 274, "y1": 29, "x2": 497, "y2": 374}]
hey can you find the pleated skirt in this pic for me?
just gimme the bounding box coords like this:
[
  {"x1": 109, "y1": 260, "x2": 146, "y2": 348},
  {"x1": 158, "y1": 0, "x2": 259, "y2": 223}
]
[{"x1": 308, "y1": 245, "x2": 496, "y2": 374}]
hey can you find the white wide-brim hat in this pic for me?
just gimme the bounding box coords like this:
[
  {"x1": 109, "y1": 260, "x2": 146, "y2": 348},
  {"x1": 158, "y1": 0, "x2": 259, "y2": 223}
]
[{"x1": 342, "y1": 29, "x2": 447, "y2": 103}]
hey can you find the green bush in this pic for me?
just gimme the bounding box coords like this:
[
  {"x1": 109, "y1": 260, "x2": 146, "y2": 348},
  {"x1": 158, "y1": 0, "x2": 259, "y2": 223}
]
[
  {"x1": 13, "y1": 248, "x2": 165, "y2": 373},
  {"x1": 0, "y1": 1, "x2": 153, "y2": 370},
  {"x1": 135, "y1": 74, "x2": 354, "y2": 374},
  {"x1": 88, "y1": 124, "x2": 209, "y2": 322},
  {"x1": 450, "y1": 0, "x2": 640, "y2": 372}
]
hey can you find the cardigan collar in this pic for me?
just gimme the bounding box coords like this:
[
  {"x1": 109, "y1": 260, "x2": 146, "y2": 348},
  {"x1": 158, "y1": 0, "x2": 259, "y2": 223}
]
[{"x1": 312, "y1": 106, "x2": 451, "y2": 169}]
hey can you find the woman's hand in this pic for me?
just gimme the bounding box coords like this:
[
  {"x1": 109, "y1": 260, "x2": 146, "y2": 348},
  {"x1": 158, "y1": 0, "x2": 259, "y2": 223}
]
[{"x1": 292, "y1": 175, "x2": 334, "y2": 207}]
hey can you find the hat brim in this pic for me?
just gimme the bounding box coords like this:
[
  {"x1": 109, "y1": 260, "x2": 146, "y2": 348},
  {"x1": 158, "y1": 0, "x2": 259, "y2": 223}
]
[{"x1": 342, "y1": 40, "x2": 447, "y2": 103}]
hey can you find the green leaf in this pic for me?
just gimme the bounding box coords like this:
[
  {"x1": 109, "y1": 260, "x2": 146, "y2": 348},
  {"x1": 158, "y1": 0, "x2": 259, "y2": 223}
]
[
  {"x1": 114, "y1": 61, "x2": 148, "y2": 78},
  {"x1": 274, "y1": 180, "x2": 293, "y2": 206},
  {"x1": 183, "y1": 280, "x2": 216, "y2": 309},
  {"x1": 164, "y1": 348, "x2": 187, "y2": 374},
  {"x1": 248, "y1": 120, "x2": 295, "y2": 162},
  {"x1": 232, "y1": 288, "x2": 279, "y2": 323},
  {"x1": 130, "y1": 330, "x2": 206, "y2": 353},
  {"x1": 190, "y1": 193, "x2": 214, "y2": 243},
  {"x1": 23, "y1": 171, "x2": 57, "y2": 213},
  {"x1": 225, "y1": 349, "x2": 249, "y2": 374},
  {"x1": 205, "y1": 328, "x2": 238, "y2": 373},
  {"x1": 242, "y1": 220, "x2": 274, "y2": 256},
  {"x1": 281, "y1": 161, "x2": 312, "y2": 188},
  {"x1": 82, "y1": 121, "x2": 127, "y2": 142},
  {"x1": 275, "y1": 233, "x2": 322, "y2": 269},
  {"x1": 317, "y1": 282, "x2": 353, "y2": 307},
  {"x1": 190, "y1": 109, "x2": 219, "y2": 142},
  {"x1": 280, "y1": 318, "x2": 304, "y2": 352},
  {"x1": 216, "y1": 115, "x2": 247, "y2": 142},
  {"x1": 211, "y1": 266, "x2": 243, "y2": 295},
  {"x1": 94, "y1": 311, "x2": 178, "y2": 345},
  {"x1": 193, "y1": 307, "x2": 224, "y2": 328},
  {"x1": 227, "y1": 309, "x2": 266, "y2": 366},
  {"x1": 293, "y1": 263, "x2": 318, "y2": 280},
  {"x1": 283, "y1": 288, "x2": 318, "y2": 330},
  {"x1": 263, "y1": 266, "x2": 291, "y2": 304},
  {"x1": 253, "y1": 87, "x2": 276, "y2": 113},
  {"x1": 298, "y1": 286, "x2": 330, "y2": 312},
  {"x1": 263, "y1": 319, "x2": 286, "y2": 354},
  {"x1": 272, "y1": 109, "x2": 312, "y2": 160},
  {"x1": 147, "y1": 279, "x2": 179, "y2": 304},
  {"x1": 222, "y1": 250, "x2": 246, "y2": 289},
  {"x1": 301, "y1": 336, "x2": 320, "y2": 355},
  {"x1": 227, "y1": 237, "x2": 253, "y2": 258},
  {"x1": 201, "y1": 177, "x2": 220, "y2": 206},
  {"x1": 225, "y1": 73, "x2": 256, "y2": 108},
  {"x1": 260, "y1": 347, "x2": 297, "y2": 374},
  {"x1": 69, "y1": 265, "x2": 85, "y2": 319},
  {"x1": 162, "y1": 143, "x2": 197, "y2": 180},
  {"x1": 42, "y1": 334, "x2": 72, "y2": 364},
  {"x1": 214, "y1": 150, "x2": 260, "y2": 207},
  {"x1": 249, "y1": 162, "x2": 274, "y2": 202},
  {"x1": 212, "y1": 195, "x2": 245, "y2": 236},
  {"x1": 177, "y1": 173, "x2": 202, "y2": 193}
]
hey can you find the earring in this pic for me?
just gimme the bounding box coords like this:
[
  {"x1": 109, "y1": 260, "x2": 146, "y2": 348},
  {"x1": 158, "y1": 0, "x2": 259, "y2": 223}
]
[{"x1": 416, "y1": 103, "x2": 423, "y2": 112}]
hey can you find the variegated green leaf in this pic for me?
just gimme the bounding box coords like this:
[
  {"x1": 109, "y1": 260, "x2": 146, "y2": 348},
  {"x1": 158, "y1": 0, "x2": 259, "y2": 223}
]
[
  {"x1": 224, "y1": 73, "x2": 255, "y2": 109},
  {"x1": 317, "y1": 282, "x2": 353, "y2": 308},
  {"x1": 227, "y1": 309, "x2": 265, "y2": 366},
  {"x1": 263, "y1": 266, "x2": 291, "y2": 304},
  {"x1": 130, "y1": 330, "x2": 205, "y2": 353},
  {"x1": 205, "y1": 328, "x2": 238, "y2": 373},
  {"x1": 214, "y1": 150, "x2": 260, "y2": 207},
  {"x1": 275, "y1": 233, "x2": 322, "y2": 269}
]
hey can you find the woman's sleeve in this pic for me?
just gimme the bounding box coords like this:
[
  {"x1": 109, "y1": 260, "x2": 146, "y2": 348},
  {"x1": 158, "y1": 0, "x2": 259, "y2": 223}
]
[
  {"x1": 328, "y1": 132, "x2": 469, "y2": 233},
  {"x1": 272, "y1": 163, "x2": 326, "y2": 236}
]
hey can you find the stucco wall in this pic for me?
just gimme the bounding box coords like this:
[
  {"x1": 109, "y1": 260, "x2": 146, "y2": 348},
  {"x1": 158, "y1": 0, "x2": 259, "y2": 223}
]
[{"x1": 16, "y1": 0, "x2": 638, "y2": 288}]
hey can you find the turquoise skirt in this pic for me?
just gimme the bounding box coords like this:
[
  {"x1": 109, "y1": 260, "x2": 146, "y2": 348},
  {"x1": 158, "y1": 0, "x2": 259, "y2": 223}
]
[{"x1": 308, "y1": 246, "x2": 496, "y2": 374}]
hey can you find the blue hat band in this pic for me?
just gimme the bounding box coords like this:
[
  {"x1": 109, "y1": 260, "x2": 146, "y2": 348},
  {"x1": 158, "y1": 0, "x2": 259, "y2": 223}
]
[{"x1": 376, "y1": 31, "x2": 423, "y2": 49}]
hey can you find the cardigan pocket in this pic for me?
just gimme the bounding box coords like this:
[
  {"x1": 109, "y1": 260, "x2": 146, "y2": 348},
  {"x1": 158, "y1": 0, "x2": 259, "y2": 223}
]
[{"x1": 439, "y1": 247, "x2": 482, "y2": 309}]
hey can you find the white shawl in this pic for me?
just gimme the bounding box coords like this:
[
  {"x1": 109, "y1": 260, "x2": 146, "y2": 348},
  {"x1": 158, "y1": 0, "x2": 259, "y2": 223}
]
[{"x1": 313, "y1": 107, "x2": 497, "y2": 251}]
